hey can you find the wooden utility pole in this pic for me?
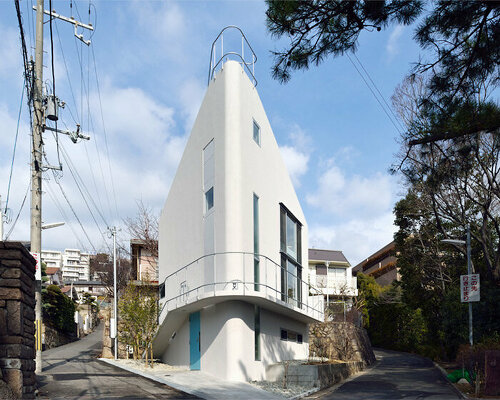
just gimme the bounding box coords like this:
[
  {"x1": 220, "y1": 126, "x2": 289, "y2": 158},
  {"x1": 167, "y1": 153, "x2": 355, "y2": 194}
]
[
  {"x1": 32, "y1": 0, "x2": 44, "y2": 374},
  {"x1": 30, "y1": 0, "x2": 93, "y2": 373}
]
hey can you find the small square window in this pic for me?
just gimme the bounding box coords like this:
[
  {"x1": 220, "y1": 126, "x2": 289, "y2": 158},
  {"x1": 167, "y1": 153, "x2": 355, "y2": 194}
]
[
  {"x1": 297, "y1": 334, "x2": 303, "y2": 344},
  {"x1": 253, "y1": 120, "x2": 260, "y2": 145},
  {"x1": 280, "y1": 329, "x2": 287, "y2": 341},
  {"x1": 205, "y1": 187, "x2": 214, "y2": 212}
]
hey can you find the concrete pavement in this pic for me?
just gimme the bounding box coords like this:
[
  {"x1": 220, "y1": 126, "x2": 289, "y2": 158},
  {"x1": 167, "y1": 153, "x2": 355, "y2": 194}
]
[
  {"x1": 101, "y1": 358, "x2": 286, "y2": 400},
  {"x1": 37, "y1": 324, "x2": 198, "y2": 399},
  {"x1": 306, "y1": 349, "x2": 463, "y2": 400}
]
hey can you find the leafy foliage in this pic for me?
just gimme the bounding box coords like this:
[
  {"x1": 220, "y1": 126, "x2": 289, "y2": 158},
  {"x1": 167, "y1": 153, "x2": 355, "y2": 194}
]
[
  {"x1": 42, "y1": 284, "x2": 76, "y2": 334},
  {"x1": 266, "y1": 0, "x2": 423, "y2": 82},
  {"x1": 118, "y1": 283, "x2": 158, "y2": 366}
]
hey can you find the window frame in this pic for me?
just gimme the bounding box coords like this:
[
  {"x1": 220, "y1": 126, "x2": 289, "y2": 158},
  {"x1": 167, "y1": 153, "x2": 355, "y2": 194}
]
[
  {"x1": 252, "y1": 119, "x2": 261, "y2": 146},
  {"x1": 205, "y1": 186, "x2": 214, "y2": 213},
  {"x1": 279, "y1": 203, "x2": 302, "y2": 308}
]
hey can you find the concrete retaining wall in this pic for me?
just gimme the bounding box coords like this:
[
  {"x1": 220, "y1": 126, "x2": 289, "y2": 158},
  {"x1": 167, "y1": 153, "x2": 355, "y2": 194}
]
[
  {"x1": 266, "y1": 361, "x2": 366, "y2": 389},
  {"x1": 0, "y1": 242, "x2": 36, "y2": 399}
]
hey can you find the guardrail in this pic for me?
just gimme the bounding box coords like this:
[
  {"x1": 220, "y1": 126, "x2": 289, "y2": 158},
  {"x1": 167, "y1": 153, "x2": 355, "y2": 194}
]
[
  {"x1": 159, "y1": 251, "x2": 324, "y2": 322},
  {"x1": 208, "y1": 26, "x2": 257, "y2": 86}
]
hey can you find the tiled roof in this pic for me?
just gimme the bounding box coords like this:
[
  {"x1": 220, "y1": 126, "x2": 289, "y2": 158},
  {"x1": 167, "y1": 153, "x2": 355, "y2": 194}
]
[
  {"x1": 308, "y1": 248, "x2": 349, "y2": 264},
  {"x1": 45, "y1": 267, "x2": 60, "y2": 275}
]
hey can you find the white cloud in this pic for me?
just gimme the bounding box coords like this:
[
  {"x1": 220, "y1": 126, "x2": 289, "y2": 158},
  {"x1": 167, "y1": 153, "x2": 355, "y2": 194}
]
[
  {"x1": 0, "y1": 23, "x2": 22, "y2": 77},
  {"x1": 309, "y1": 212, "x2": 396, "y2": 266},
  {"x1": 306, "y1": 159, "x2": 395, "y2": 218},
  {"x1": 386, "y1": 25, "x2": 404, "y2": 59},
  {"x1": 279, "y1": 124, "x2": 312, "y2": 187},
  {"x1": 0, "y1": 79, "x2": 186, "y2": 252},
  {"x1": 178, "y1": 78, "x2": 205, "y2": 134}
]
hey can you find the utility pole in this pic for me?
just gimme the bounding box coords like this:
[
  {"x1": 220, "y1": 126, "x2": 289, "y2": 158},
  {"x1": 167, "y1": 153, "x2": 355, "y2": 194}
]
[
  {"x1": 467, "y1": 224, "x2": 473, "y2": 346},
  {"x1": 30, "y1": 0, "x2": 93, "y2": 373},
  {"x1": 109, "y1": 227, "x2": 118, "y2": 360},
  {"x1": 32, "y1": 0, "x2": 44, "y2": 374}
]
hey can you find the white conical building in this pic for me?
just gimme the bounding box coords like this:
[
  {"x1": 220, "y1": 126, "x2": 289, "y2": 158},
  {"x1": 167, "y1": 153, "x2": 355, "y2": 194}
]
[{"x1": 153, "y1": 35, "x2": 323, "y2": 382}]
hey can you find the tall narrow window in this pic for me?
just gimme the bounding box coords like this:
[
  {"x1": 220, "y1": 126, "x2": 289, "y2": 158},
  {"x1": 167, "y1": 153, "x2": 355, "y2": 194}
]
[
  {"x1": 253, "y1": 120, "x2": 260, "y2": 146},
  {"x1": 253, "y1": 194, "x2": 260, "y2": 291},
  {"x1": 254, "y1": 305, "x2": 261, "y2": 361},
  {"x1": 205, "y1": 187, "x2": 214, "y2": 212},
  {"x1": 280, "y1": 204, "x2": 302, "y2": 307}
]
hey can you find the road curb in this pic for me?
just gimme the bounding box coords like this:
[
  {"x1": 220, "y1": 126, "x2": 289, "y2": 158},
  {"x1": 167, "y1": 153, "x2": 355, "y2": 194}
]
[
  {"x1": 98, "y1": 358, "x2": 205, "y2": 398},
  {"x1": 433, "y1": 361, "x2": 469, "y2": 400}
]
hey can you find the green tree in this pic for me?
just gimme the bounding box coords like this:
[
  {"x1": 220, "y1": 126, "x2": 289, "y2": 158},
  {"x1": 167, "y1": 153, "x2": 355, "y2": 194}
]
[{"x1": 42, "y1": 284, "x2": 76, "y2": 334}]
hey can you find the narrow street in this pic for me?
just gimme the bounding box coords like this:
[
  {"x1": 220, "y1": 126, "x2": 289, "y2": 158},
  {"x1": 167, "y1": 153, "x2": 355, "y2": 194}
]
[
  {"x1": 310, "y1": 349, "x2": 462, "y2": 400},
  {"x1": 37, "y1": 324, "x2": 198, "y2": 399}
]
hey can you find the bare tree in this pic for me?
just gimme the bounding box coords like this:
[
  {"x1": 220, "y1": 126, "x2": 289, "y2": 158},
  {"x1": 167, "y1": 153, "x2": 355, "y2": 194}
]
[
  {"x1": 124, "y1": 201, "x2": 159, "y2": 281},
  {"x1": 125, "y1": 201, "x2": 159, "y2": 258},
  {"x1": 90, "y1": 252, "x2": 134, "y2": 299}
]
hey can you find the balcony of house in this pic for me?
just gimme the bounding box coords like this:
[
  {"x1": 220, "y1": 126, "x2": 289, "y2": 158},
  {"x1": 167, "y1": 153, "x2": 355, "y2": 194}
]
[
  {"x1": 311, "y1": 275, "x2": 358, "y2": 297},
  {"x1": 158, "y1": 252, "x2": 324, "y2": 326}
]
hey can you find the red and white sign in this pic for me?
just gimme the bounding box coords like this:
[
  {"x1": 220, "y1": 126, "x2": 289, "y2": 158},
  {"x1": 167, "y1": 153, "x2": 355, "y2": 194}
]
[
  {"x1": 31, "y1": 252, "x2": 41, "y2": 281},
  {"x1": 461, "y1": 274, "x2": 480, "y2": 302}
]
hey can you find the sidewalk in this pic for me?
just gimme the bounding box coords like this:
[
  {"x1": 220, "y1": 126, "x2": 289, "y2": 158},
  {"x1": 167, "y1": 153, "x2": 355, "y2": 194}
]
[{"x1": 99, "y1": 358, "x2": 285, "y2": 400}]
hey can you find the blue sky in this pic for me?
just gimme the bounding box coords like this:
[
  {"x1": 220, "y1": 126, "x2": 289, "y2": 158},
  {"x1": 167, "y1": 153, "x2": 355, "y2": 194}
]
[{"x1": 0, "y1": 0, "x2": 423, "y2": 265}]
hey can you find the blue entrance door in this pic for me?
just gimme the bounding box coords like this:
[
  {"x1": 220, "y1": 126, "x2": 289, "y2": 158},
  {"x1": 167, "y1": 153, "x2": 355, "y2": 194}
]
[{"x1": 189, "y1": 311, "x2": 201, "y2": 370}]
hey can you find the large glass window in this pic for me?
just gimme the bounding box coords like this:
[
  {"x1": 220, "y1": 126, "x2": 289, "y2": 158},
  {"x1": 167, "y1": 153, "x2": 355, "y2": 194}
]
[
  {"x1": 286, "y1": 215, "x2": 297, "y2": 259},
  {"x1": 280, "y1": 204, "x2": 302, "y2": 307}
]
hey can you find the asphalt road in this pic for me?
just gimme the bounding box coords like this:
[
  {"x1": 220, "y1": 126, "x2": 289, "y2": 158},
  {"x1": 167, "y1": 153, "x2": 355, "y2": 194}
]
[
  {"x1": 37, "y1": 323, "x2": 198, "y2": 399},
  {"x1": 311, "y1": 349, "x2": 462, "y2": 400}
]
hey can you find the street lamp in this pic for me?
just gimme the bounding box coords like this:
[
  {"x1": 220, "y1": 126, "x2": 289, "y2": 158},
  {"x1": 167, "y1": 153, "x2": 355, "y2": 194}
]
[
  {"x1": 441, "y1": 224, "x2": 473, "y2": 346},
  {"x1": 41, "y1": 222, "x2": 65, "y2": 230}
]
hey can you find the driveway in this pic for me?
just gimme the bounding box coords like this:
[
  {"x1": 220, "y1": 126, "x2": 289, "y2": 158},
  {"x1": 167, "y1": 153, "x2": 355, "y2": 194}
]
[
  {"x1": 37, "y1": 324, "x2": 198, "y2": 399},
  {"x1": 310, "y1": 349, "x2": 462, "y2": 400}
]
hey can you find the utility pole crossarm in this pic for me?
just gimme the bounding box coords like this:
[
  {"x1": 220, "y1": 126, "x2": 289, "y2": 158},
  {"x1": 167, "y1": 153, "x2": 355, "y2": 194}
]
[{"x1": 33, "y1": 6, "x2": 94, "y2": 45}]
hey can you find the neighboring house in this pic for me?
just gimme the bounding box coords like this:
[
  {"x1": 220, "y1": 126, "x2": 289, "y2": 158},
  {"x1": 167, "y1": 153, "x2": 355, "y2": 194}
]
[
  {"x1": 308, "y1": 248, "x2": 358, "y2": 304},
  {"x1": 352, "y1": 241, "x2": 399, "y2": 286},
  {"x1": 130, "y1": 239, "x2": 158, "y2": 282},
  {"x1": 45, "y1": 267, "x2": 62, "y2": 286},
  {"x1": 61, "y1": 285, "x2": 78, "y2": 300},
  {"x1": 64, "y1": 280, "x2": 106, "y2": 301},
  {"x1": 41, "y1": 249, "x2": 90, "y2": 282},
  {"x1": 153, "y1": 33, "x2": 323, "y2": 383}
]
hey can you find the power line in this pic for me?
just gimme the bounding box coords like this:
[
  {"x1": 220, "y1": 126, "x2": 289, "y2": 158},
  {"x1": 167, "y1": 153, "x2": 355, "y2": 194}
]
[
  {"x1": 58, "y1": 141, "x2": 112, "y2": 252},
  {"x1": 346, "y1": 53, "x2": 403, "y2": 135},
  {"x1": 91, "y1": 45, "x2": 119, "y2": 222},
  {"x1": 45, "y1": 180, "x2": 88, "y2": 252},
  {"x1": 352, "y1": 53, "x2": 406, "y2": 132},
  {"x1": 5, "y1": 181, "x2": 30, "y2": 240},
  {"x1": 5, "y1": 77, "x2": 25, "y2": 214}
]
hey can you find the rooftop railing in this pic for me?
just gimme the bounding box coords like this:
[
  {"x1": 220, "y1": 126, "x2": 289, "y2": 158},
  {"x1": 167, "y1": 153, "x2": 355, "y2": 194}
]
[
  {"x1": 208, "y1": 26, "x2": 257, "y2": 87},
  {"x1": 159, "y1": 251, "x2": 324, "y2": 322}
]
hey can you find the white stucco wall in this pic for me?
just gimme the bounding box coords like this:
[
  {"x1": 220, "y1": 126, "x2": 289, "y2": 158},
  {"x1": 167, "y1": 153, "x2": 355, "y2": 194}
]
[
  {"x1": 163, "y1": 301, "x2": 308, "y2": 382},
  {"x1": 157, "y1": 60, "x2": 312, "y2": 381}
]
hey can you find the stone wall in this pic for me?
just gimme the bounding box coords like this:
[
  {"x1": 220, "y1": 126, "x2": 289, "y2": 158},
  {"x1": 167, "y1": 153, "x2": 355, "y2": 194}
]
[
  {"x1": 42, "y1": 324, "x2": 76, "y2": 350},
  {"x1": 0, "y1": 242, "x2": 36, "y2": 399},
  {"x1": 309, "y1": 321, "x2": 376, "y2": 365}
]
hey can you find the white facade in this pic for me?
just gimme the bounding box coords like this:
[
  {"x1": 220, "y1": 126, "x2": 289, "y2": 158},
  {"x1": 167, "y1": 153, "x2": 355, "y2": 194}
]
[
  {"x1": 154, "y1": 59, "x2": 323, "y2": 382},
  {"x1": 41, "y1": 248, "x2": 90, "y2": 282}
]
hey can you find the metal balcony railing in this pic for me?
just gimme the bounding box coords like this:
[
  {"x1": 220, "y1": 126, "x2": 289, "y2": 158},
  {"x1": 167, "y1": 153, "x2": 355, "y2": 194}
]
[
  {"x1": 159, "y1": 252, "x2": 324, "y2": 322},
  {"x1": 208, "y1": 26, "x2": 257, "y2": 87}
]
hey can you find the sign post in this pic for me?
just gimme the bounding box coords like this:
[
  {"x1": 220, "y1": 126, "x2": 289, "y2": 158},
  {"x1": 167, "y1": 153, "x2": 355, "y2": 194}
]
[{"x1": 461, "y1": 274, "x2": 480, "y2": 303}]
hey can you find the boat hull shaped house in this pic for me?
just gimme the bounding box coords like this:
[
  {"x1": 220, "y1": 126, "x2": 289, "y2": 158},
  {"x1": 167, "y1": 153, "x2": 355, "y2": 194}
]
[{"x1": 153, "y1": 58, "x2": 323, "y2": 382}]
